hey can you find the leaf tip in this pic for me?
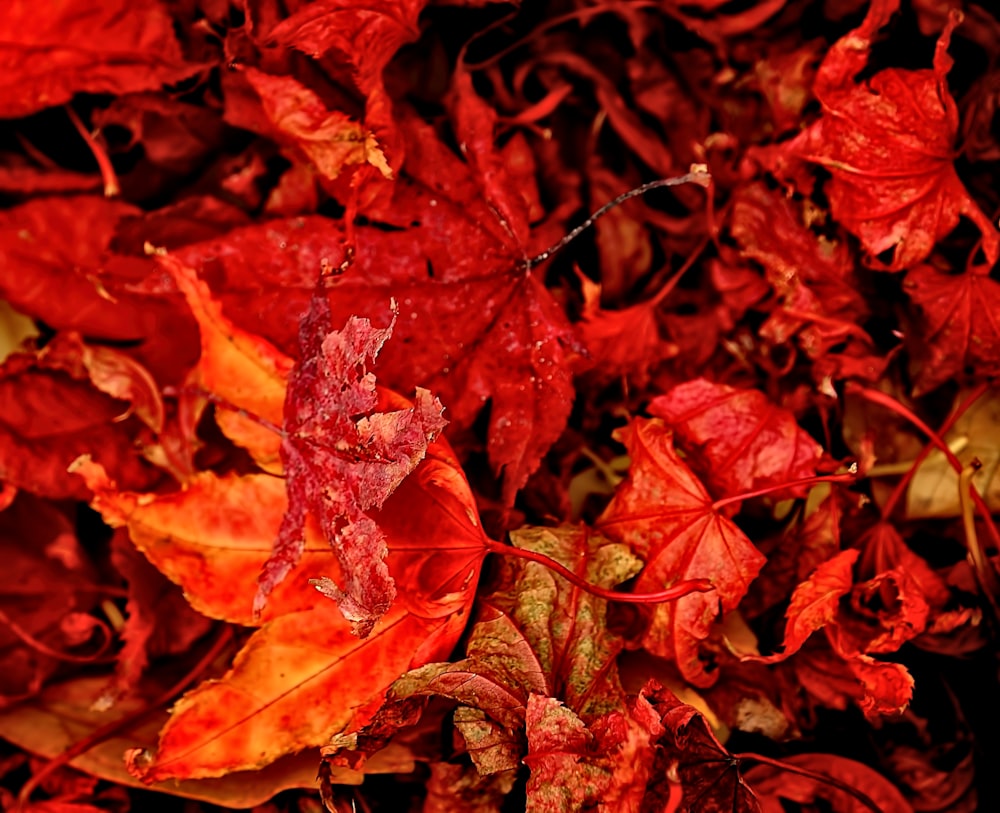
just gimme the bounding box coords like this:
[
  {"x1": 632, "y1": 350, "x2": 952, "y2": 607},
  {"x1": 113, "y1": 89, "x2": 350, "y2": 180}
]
[
  {"x1": 67, "y1": 453, "x2": 111, "y2": 491},
  {"x1": 124, "y1": 747, "x2": 154, "y2": 782}
]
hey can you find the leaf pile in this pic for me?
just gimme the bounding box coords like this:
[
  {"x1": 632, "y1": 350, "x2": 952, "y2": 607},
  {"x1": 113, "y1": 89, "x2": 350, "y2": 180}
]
[{"x1": 1, "y1": 0, "x2": 999, "y2": 811}]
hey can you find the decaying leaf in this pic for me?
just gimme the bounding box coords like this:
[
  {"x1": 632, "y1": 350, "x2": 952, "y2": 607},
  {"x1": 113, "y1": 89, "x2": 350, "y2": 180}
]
[
  {"x1": 69, "y1": 265, "x2": 486, "y2": 781},
  {"x1": 265, "y1": 291, "x2": 448, "y2": 634}
]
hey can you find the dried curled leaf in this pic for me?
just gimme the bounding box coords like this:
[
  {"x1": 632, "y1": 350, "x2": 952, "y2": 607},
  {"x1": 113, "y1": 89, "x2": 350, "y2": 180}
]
[{"x1": 243, "y1": 69, "x2": 392, "y2": 181}]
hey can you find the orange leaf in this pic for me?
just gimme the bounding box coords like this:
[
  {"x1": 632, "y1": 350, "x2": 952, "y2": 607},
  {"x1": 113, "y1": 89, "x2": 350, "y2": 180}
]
[
  {"x1": 74, "y1": 443, "x2": 484, "y2": 779},
  {"x1": 244, "y1": 69, "x2": 393, "y2": 181},
  {"x1": 131, "y1": 601, "x2": 466, "y2": 782},
  {"x1": 160, "y1": 254, "x2": 292, "y2": 472},
  {"x1": 0, "y1": 674, "x2": 323, "y2": 807},
  {"x1": 73, "y1": 440, "x2": 486, "y2": 780},
  {"x1": 71, "y1": 460, "x2": 329, "y2": 625},
  {"x1": 70, "y1": 258, "x2": 488, "y2": 780}
]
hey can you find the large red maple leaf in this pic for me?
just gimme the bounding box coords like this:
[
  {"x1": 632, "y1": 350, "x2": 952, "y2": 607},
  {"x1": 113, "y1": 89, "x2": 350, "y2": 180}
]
[
  {"x1": 773, "y1": 0, "x2": 999, "y2": 270},
  {"x1": 172, "y1": 103, "x2": 583, "y2": 505}
]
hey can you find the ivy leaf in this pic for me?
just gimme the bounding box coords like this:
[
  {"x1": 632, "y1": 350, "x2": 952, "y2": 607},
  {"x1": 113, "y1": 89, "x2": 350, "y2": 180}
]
[
  {"x1": 523, "y1": 694, "x2": 660, "y2": 813},
  {"x1": 328, "y1": 605, "x2": 544, "y2": 776},
  {"x1": 489, "y1": 526, "x2": 643, "y2": 720},
  {"x1": 323, "y1": 527, "x2": 642, "y2": 775}
]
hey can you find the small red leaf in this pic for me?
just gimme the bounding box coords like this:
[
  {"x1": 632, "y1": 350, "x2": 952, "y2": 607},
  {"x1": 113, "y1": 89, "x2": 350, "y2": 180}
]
[
  {"x1": 597, "y1": 418, "x2": 766, "y2": 686},
  {"x1": 650, "y1": 377, "x2": 823, "y2": 500},
  {"x1": 751, "y1": 549, "x2": 858, "y2": 664},
  {"x1": 904, "y1": 265, "x2": 1000, "y2": 394}
]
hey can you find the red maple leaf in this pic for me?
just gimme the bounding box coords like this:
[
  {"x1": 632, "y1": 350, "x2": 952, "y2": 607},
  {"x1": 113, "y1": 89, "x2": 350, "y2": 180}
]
[
  {"x1": 597, "y1": 417, "x2": 766, "y2": 686},
  {"x1": 903, "y1": 264, "x2": 1000, "y2": 394},
  {"x1": 649, "y1": 377, "x2": 824, "y2": 501},
  {"x1": 171, "y1": 106, "x2": 584, "y2": 505},
  {"x1": 773, "y1": 1, "x2": 999, "y2": 270},
  {"x1": 3, "y1": 0, "x2": 997, "y2": 809}
]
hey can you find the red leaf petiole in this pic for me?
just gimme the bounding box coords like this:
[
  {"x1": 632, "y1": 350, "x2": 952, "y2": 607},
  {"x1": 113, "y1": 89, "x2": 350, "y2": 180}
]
[
  {"x1": 734, "y1": 752, "x2": 884, "y2": 813},
  {"x1": 482, "y1": 538, "x2": 714, "y2": 604}
]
